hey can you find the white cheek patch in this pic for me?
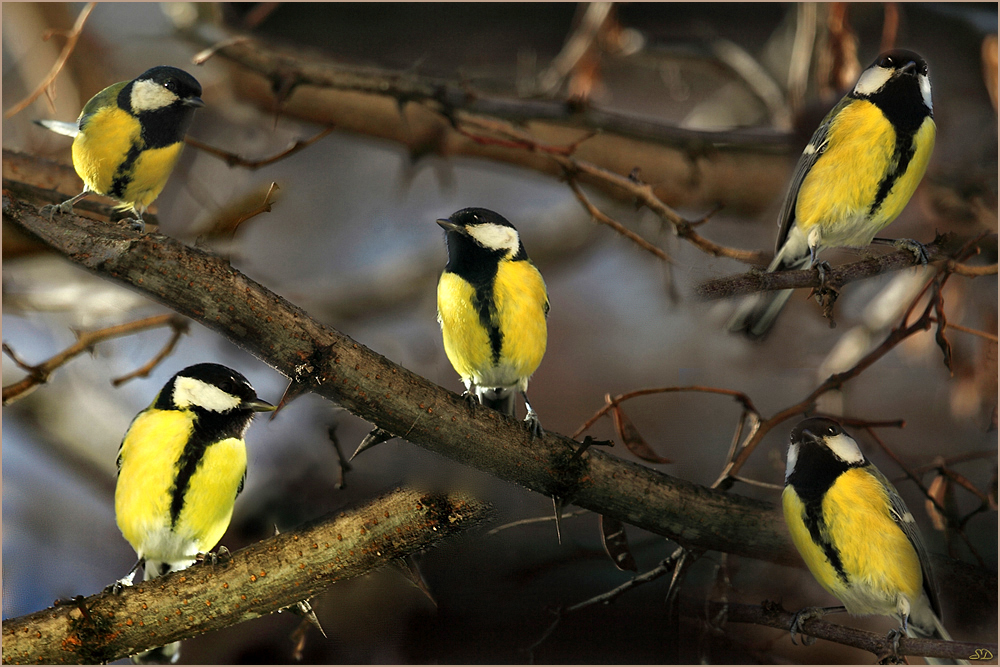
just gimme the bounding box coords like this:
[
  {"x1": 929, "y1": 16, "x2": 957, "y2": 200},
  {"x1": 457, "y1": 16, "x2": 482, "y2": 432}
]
[
  {"x1": 784, "y1": 442, "x2": 799, "y2": 482},
  {"x1": 467, "y1": 223, "x2": 520, "y2": 253},
  {"x1": 131, "y1": 79, "x2": 179, "y2": 112},
  {"x1": 853, "y1": 66, "x2": 892, "y2": 97},
  {"x1": 824, "y1": 432, "x2": 865, "y2": 465},
  {"x1": 919, "y1": 74, "x2": 933, "y2": 111},
  {"x1": 173, "y1": 376, "x2": 242, "y2": 413}
]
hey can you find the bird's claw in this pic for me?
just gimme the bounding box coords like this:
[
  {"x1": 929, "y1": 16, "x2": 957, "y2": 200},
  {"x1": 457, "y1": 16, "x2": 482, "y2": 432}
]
[
  {"x1": 40, "y1": 202, "x2": 72, "y2": 222},
  {"x1": 524, "y1": 410, "x2": 544, "y2": 439},
  {"x1": 197, "y1": 545, "x2": 231, "y2": 566},
  {"x1": 789, "y1": 607, "x2": 823, "y2": 646},
  {"x1": 893, "y1": 238, "x2": 928, "y2": 265}
]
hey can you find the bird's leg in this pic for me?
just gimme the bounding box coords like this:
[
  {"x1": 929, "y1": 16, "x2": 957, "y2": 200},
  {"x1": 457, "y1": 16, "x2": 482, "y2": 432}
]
[
  {"x1": 789, "y1": 605, "x2": 846, "y2": 646},
  {"x1": 522, "y1": 390, "x2": 543, "y2": 438},
  {"x1": 105, "y1": 558, "x2": 144, "y2": 594},
  {"x1": 871, "y1": 237, "x2": 929, "y2": 264},
  {"x1": 40, "y1": 189, "x2": 91, "y2": 221},
  {"x1": 123, "y1": 208, "x2": 146, "y2": 233}
]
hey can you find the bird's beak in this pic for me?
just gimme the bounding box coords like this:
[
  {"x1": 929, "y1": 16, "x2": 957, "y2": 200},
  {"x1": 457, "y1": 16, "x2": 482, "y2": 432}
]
[
  {"x1": 437, "y1": 218, "x2": 463, "y2": 234},
  {"x1": 245, "y1": 398, "x2": 276, "y2": 412},
  {"x1": 899, "y1": 61, "x2": 916, "y2": 75},
  {"x1": 184, "y1": 96, "x2": 205, "y2": 108}
]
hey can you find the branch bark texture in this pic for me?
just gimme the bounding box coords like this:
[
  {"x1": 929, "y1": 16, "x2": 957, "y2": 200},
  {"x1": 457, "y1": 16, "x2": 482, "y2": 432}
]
[
  {"x1": 207, "y1": 36, "x2": 795, "y2": 214},
  {"x1": 2, "y1": 487, "x2": 492, "y2": 664}
]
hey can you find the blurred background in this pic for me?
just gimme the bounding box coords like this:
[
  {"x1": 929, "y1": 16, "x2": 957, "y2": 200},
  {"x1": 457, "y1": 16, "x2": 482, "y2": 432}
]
[{"x1": 3, "y1": 2, "x2": 996, "y2": 663}]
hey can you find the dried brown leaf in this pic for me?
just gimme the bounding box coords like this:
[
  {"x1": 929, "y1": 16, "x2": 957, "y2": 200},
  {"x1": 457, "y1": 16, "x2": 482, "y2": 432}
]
[
  {"x1": 925, "y1": 471, "x2": 950, "y2": 532},
  {"x1": 611, "y1": 404, "x2": 671, "y2": 464},
  {"x1": 599, "y1": 514, "x2": 638, "y2": 573}
]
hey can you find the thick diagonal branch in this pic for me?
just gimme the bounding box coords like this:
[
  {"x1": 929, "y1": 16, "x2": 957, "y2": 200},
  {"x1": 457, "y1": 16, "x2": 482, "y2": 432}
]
[{"x1": 3, "y1": 192, "x2": 992, "y2": 614}]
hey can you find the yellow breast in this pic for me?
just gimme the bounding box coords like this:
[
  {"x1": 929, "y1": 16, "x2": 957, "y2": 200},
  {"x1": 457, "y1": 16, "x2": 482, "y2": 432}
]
[
  {"x1": 115, "y1": 408, "x2": 247, "y2": 558},
  {"x1": 492, "y1": 259, "x2": 548, "y2": 381},
  {"x1": 437, "y1": 259, "x2": 548, "y2": 388},
  {"x1": 71, "y1": 105, "x2": 185, "y2": 211},
  {"x1": 72, "y1": 106, "x2": 140, "y2": 197},
  {"x1": 794, "y1": 101, "x2": 934, "y2": 247},
  {"x1": 783, "y1": 468, "x2": 923, "y2": 616},
  {"x1": 438, "y1": 272, "x2": 493, "y2": 383}
]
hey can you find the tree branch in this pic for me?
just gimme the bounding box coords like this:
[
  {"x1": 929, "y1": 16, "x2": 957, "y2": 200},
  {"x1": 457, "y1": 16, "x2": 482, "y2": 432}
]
[
  {"x1": 199, "y1": 32, "x2": 796, "y2": 214},
  {"x1": 696, "y1": 233, "x2": 970, "y2": 300},
  {"x1": 0, "y1": 487, "x2": 492, "y2": 664},
  {"x1": 3, "y1": 191, "x2": 993, "y2": 641},
  {"x1": 685, "y1": 599, "x2": 996, "y2": 664},
  {"x1": 2, "y1": 314, "x2": 188, "y2": 405}
]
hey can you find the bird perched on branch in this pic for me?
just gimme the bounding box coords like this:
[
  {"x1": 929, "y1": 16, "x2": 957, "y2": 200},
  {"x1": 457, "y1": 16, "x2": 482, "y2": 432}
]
[
  {"x1": 782, "y1": 417, "x2": 965, "y2": 664},
  {"x1": 35, "y1": 66, "x2": 204, "y2": 233},
  {"x1": 114, "y1": 363, "x2": 274, "y2": 663},
  {"x1": 436, "y1": 207, "x2": 549, "y2": 436},
  {"x1": 728, "y1": 49, "x2": 935, "y2": 338}
]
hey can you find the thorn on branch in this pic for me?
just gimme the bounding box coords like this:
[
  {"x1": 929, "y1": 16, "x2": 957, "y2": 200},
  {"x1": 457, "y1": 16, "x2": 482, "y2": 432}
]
[{"x1": 351, "y1": 427, "x2": 395, "y2": 461}]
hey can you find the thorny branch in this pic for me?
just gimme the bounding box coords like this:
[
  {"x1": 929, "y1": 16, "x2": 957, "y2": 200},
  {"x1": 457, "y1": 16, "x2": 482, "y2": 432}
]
[
  {"x1": 551, "y1": 236, "x2": 994, "y2": 645},
  {"x1": 2, "y1": 313, "x2": 189, "y2": 405},
  {"x1": 687, "y1": 599, "x2": 994, "y2": 664},
  {"x1": 4, "y1": 2, "x2": 95, "y2": 118}
]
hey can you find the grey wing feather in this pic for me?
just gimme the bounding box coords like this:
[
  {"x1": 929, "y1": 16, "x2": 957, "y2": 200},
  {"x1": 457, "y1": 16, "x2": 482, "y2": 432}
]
[
  {"x1": 34, "y1": 119, "x2": 79, "y2": 138},
  {"x1": 868, "y1": 465, "x2": 942, "y2": 618}
]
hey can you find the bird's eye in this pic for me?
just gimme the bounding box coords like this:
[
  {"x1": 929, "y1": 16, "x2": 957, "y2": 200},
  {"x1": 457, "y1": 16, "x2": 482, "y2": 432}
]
[
  {"x1": 825, "y1": 425, "x2": 838, "y2": 436},
  {"x1": 878, "y1": 55, "x2": 894, "y2": 68},
  {"x1": 163, "y1": 79, "x2": 178, "y2": 92},
  {"x1": 219, "y1": 379, "x2": 235, "y2": 394}
]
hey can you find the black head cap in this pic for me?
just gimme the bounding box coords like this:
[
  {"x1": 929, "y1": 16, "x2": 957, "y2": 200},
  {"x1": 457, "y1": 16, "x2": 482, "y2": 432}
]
[
  {"x1": 442, "y1": 208, "x2": 516, "y2": 230},
  {"x1": 790, "y1": 417, "x2": 845, "y2": 445},
  {"x1": 138, "y1": 66, "x2": 204, "y2": 104},
  {"x1": 871, "y1": 49, "x2": 928, "y2": 76}
]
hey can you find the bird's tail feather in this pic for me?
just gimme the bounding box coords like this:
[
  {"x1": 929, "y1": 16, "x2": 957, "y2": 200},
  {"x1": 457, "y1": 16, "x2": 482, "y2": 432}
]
[
  {"x1": 907, "y1": 610, "x2": 969, "y2": 665},
  {"x1": 727, "y1": 250, "x2": 812, "y2": 339},
  {"x1": 479, "y1": 389, "x2": 516, "y2": 417},
  {"x1": 34, "y1": 119, "x2": 79, "y2": 138},
  {"x1": 727, "y1": 288, "x2": 796, "y2": 339}
]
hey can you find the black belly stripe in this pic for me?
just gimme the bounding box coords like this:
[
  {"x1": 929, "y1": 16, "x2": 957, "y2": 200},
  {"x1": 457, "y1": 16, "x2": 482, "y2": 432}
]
[
  {"x1": 801, "y1": 496, "x2": 850, "y2": 585},
  {"x1": 109, "y1": 142, "x2": 144, "y2": 199},
  {"x1": 170, "y1": 437, "x2": 210, "y2": 526},
  {"x1": 472, "y1": 279, "x2": 503, "y2": 366},
  {"x1": 868, "y1": 130, "x2": 917, "y2": 217},
  {"x1": 168, "y1": 408, "x2": 253, "y2": 527}
]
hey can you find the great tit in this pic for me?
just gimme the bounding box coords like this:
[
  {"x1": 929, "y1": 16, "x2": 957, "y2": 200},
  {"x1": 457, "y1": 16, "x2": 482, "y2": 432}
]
[
  {"x1": 436, "y1": 207, "x2": 549, "y2": 436},
  {"x1": 782, "y1": 417, "x2": 961, "y2": 662},
  {"x1": 729, "y1": 49, "x2": 935, "y2": 338},
  {"x1": 35, "y1": 66, "x2": 204, "y2": 233},
  {"x1": 114, "y1": 363, "x2": 273, "y2": 663}
]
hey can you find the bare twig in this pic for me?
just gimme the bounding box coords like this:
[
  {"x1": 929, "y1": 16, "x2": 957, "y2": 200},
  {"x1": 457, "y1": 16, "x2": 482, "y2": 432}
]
[
  {"x1": 4, "y1": 2, "x2": 96, "y2": 118},
  {"x1": 111, "y1": 316, "x2": 190, "y2": 386},
  {"x1": 485, "y1": 509, "x2": 590, "y2": 536},
  {"x1": 184, "y1": 127, "x2": 335, "y2": 170},
  {"x1": 940, "y1": 321, "x2": 999, "y2": 344},
  {"x1": 2, "y1": 313, "x2": 185, "y2": 405},
  {"x1": 565, "y1": 176, "x2": 671, "y2": 262},
  {"x1": 713, "y1": 238, "x2": 982, "y2": 489},
  {"x1": 573, "y1": 386, "x2": 759, "y2": 439}
]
